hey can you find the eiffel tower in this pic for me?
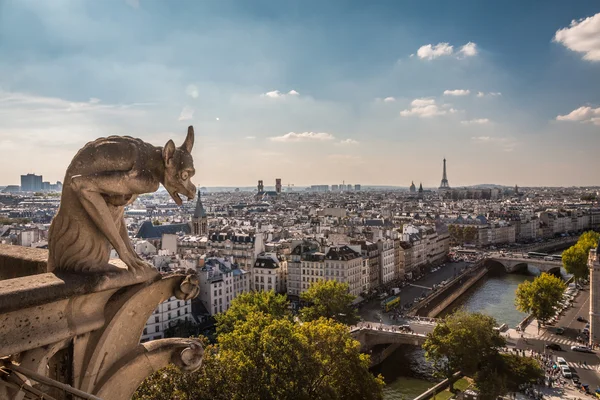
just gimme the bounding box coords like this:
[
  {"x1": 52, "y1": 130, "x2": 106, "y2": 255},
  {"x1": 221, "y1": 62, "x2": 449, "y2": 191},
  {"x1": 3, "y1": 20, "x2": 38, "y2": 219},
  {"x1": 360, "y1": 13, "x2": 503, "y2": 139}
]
[{"x1": 439, "y1": 158, "x2": 450, "y2": 189}]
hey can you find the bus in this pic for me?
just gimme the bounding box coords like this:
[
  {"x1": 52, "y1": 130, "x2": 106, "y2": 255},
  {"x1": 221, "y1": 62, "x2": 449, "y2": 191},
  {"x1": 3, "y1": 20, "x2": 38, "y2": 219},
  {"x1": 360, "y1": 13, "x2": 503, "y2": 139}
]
[
  {"x1": 381, "y1": 295, "x2": 400, "y2": 313},
  {"x1": 527, "y1": 252, "x2": 549, "y2": 259}
]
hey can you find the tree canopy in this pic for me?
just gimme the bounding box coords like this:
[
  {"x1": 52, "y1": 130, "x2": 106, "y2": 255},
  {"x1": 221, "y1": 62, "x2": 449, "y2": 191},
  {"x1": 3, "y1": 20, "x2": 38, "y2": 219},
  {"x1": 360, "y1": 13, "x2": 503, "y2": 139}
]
[
  {"x1": 423, "y1": 310, "x2": 506, "y2": 390},
  {"x1": 299, "y1": 280, "x2": 360, "y2": 325},
  {"x1": 424, "y1": 310, "x2": 543, "y2": 399},
  {"x1": 215, "y1": 290, "x2": 291, "y2": 335},
  {"x1": 515, "y1": 273, "x2": 566, "y2": 323},
  {"x1": 135, "y1": 292, "x2": 382, "y2": 400},
  {"x1": 562, "y1": 231, "x2": 600, "y2": 280}
]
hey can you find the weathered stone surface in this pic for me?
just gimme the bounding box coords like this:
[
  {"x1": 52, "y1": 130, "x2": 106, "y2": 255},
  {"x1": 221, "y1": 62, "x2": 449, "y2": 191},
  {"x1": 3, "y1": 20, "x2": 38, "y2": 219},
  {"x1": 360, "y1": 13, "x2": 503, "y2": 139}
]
[
  {"x1": 0, "y1": 129, "x2": 203, "y2": 399},
  {"x1": 47, "y1": 126, "x2": 196, "y2": 276},
  {"x1": 0, "y1": 244, "x2": 48, "y2": 280}
]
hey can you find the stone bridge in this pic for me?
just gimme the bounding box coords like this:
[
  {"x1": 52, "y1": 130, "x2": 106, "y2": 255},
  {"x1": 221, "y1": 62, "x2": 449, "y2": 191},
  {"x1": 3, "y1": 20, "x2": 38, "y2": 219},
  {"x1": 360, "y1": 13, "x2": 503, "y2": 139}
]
[
  {"x1": 350, "y1": 323, "x2": 429, "y2": 351},
  {"x1": 487, "y1": 256, "x2": 564, "y2": 274}
]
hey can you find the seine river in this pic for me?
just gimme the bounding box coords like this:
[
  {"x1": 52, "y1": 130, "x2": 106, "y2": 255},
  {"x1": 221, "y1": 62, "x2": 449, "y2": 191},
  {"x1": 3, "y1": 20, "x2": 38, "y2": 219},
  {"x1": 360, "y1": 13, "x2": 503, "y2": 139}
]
[{"x1": 378, "y1": 270, "x2": 533, "y2": 399}]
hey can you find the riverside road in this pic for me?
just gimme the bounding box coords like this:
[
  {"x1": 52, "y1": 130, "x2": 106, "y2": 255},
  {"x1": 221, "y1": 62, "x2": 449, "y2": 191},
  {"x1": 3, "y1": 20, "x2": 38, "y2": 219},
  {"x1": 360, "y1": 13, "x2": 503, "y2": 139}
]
[
  {"x1": 359, "y1": 260, "x2": 469, "y2": 330},
  {"x1": 358, "y1": 265, "x2": 600, "y2": 390}
]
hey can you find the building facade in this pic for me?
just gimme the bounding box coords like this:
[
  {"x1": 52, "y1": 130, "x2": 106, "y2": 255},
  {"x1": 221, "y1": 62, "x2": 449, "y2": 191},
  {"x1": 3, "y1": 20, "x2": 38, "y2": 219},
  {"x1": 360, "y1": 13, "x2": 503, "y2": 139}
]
[{"x1": 253, "y1": 252, "x2": 288, "y2": 293}]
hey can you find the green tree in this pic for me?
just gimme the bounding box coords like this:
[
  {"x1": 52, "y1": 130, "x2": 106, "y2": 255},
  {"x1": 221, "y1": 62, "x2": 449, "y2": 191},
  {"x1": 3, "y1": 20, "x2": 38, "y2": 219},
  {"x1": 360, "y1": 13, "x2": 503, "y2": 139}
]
[
  {"x1": 152, "y1": 219, "x2": 161, "y2": 225},
  {"x1": 299, "y1": 280, "x2": 359, "y2": 325},
  {"x1": 562, "y1": 244, "x2": 589, "y2": 280},
  {"x1": 515, "y1": 273, "x2": 566, "y2": 323},
  {"x1": 423, "y1": 310, "x2": 505, "y2": 392},
  {"x1": 500, "y1": 353, "x2": 544, "y2": 392},
  {"x1": 579, "y1": 231, "x2": 600, "y2": 251},
  {"x1": 216, "y1": 290, "x2": 291, "y2": 335},
  {"x1": 134, "y1": 313, "x2": 384, "y2": 400}
]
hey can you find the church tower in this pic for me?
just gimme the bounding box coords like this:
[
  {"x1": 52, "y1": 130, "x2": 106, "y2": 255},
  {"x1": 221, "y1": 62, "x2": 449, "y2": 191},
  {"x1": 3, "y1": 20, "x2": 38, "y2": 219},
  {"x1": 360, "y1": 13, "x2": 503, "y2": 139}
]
[{"x1": 192, "y1": 189, "x2": 208, "y2": 236}]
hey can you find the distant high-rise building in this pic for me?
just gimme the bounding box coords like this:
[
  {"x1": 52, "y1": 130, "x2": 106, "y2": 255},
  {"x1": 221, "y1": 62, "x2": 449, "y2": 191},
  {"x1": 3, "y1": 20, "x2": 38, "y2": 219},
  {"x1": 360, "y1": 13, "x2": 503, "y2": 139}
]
[
  {"x1": 332, "y1": 184, "x2": 339, "y2": 191},
  {"x1": 275, "y1": 178, "x2": 282, "y2": 194},
  {"x1": 354, "y1": 184, "x2": 361, "y2": 191},
  {"x1": 21, "y1": 173, "x2": 43, "y2": 192},
  {"x1": 409, "y1": 181, "x2": 416, "y2": 193},
  {"x1": 257, "y1": 180, "x2": 264, "y2": 193},
  {"x1": 439, "y1": 158, "x2": 451, "y2": 190}
]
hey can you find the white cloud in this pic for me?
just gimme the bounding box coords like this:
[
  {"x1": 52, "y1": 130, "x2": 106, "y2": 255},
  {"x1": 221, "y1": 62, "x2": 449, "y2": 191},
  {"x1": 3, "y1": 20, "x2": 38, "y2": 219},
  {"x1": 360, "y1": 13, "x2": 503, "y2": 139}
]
[
  {"x1": 476, "y1": 91, "x2": 502, "y2": 98},
  {"x1": 270, "y1": 132, "x2": 334, "y2": 142},
  {"x1": 400, "y1": 98, "x2": 456, "y2": 118},
  {"x1": 556, "y1": 106, "x2": 600, "y2": 125},
  {"x1": 416, "y1": 42, "x2": 478, "y2": 60},
  {"x1": 471, "y1": 136, "x2": 516, "y2": 152},
  {"x1": 245, "y1": 136, "x2": 256, "y2": 139},
  {"x1": 262, "y1": 89, "x2": 300, "y2": 99},
  {"x1": 89, "y1": 97, "x2": 101, "y2": 104},
  {"x1": 554, "y1": 13, "x2": 600, "y2": 61},
  {"x1": 444, "y1": 89, "x2": 470, "y2": 96},
  {"x1": 340, "y1": 138, "x2": 359, "y2": 144},
  {"x1": 178, "y1": 106, "x2": 194, "y2": 121},
  {"x1": 459, "y1": 42, "x2": 478, "y2": 57},
  {"x1": 186, "y1": 84, "x2": 199, "y2": 99},
  {"x1": 383, "y1": 97, "x2": 396, "y2": 103},
  {"x1": 410, "y1": 98, "x2": 436, "y2": 107},
  {"x1": 416, "y1": 43, "x2": 453, "y2": 60},
  {"x1": 461, "y1": 118, "x2": 490, "y2": 125}
]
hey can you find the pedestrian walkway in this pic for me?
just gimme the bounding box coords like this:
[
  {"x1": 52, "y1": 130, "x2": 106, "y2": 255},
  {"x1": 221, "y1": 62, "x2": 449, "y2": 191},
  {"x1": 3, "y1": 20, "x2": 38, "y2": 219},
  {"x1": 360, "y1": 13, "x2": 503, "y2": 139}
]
[
  {"x1": 567, "y1": 361, "x2": 596, "y2": 371},
  {"x1": 537, "y1": 331, "x2": 579, "y2": 347}
]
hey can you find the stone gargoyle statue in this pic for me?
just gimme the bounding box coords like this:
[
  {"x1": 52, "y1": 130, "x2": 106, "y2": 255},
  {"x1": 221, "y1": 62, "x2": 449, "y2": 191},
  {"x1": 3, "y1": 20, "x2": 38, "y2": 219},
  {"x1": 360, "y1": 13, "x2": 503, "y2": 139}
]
[{"x1": 48, "y1": 126, "x2": 197, "y2": 275}]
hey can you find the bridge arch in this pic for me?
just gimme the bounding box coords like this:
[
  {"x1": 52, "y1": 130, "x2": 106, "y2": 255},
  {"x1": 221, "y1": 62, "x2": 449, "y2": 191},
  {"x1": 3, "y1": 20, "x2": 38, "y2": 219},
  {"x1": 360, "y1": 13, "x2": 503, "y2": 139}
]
[{"x1": 484, "y1": 259, "x2": 510, "y2": 273}]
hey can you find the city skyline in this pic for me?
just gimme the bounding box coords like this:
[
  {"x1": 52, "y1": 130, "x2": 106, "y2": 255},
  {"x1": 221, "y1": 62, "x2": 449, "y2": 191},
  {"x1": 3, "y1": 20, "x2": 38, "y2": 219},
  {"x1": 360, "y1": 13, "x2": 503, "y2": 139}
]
[{"x1": 1, "y1": 1, "x2": 599, "y2": 187}]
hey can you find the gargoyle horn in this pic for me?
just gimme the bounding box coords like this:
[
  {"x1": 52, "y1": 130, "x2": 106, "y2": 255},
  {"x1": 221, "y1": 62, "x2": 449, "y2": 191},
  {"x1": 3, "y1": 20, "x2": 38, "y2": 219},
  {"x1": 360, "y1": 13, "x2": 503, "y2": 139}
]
[{"x1": 181, "y1": 126, "x2": 194, "y2": 153}]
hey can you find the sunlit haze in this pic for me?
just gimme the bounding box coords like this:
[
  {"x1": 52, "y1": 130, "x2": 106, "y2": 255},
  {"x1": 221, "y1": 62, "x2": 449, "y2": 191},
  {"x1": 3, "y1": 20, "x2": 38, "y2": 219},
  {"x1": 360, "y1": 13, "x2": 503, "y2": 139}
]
[{"x1": 1, "y1": 1, "x2": 599, "y2": 187}]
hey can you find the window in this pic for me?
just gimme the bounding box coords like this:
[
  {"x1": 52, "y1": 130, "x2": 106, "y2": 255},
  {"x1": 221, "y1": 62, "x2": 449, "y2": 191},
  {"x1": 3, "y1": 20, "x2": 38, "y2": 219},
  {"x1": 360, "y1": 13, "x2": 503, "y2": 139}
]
[
  {"x1": 155, "y1": 326, "x2": 160, "y2": 333},
  {"x1": 143, "y1": 328, "x2": 147, "y2": 335},
  {"x1": 155, "y1": 316, "x2": 159, "y2": 323},
  {"x1": 168, "y1": 313, "x2": 171, "y2": 319}
]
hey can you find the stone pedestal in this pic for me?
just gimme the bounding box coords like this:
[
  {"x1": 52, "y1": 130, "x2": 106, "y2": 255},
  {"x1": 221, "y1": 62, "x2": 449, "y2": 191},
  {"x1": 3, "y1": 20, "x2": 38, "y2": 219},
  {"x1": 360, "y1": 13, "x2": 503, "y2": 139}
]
[{"x1": 0, "y1": 245, "x2": 202, "y2": 400}]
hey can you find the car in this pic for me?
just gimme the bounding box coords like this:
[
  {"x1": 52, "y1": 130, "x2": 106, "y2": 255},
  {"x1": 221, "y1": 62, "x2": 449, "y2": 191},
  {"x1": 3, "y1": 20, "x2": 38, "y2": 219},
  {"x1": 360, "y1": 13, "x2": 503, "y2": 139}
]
[
  {"x1": 557, "y1": 357, "x2": 567, "y2": 366},
  {"x1": 545, "y1": 343, "x2": 562, "y2": 351},
  {"x1": 561, "y1": 366, "x2": 572, "y2": 378},
  {"x1": 555, "y1": 327, "x2": 565, "y2": 335},
  {"x1": 577, "y1": 316, "x2": 587, "y2": 322},
  {"x1": 571, "y1": 346, "x2": 594, "y2": 353}
]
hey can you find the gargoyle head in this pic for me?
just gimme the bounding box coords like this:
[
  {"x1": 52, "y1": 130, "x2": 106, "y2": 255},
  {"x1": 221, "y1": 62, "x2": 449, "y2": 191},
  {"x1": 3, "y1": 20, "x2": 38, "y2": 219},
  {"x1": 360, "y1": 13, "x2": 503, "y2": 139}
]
[{"x1": 163, "y1": 126, "x2": 196, "y2": 205}]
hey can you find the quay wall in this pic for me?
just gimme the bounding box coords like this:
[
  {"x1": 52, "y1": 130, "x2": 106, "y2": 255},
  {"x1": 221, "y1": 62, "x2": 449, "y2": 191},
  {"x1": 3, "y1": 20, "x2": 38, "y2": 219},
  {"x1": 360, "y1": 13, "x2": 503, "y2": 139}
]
[
  {"x1": 413, "y1": 372, "x2": 463, "y2": 400},
  {"x1": 427, "y1": 267, "x2": 489, "y2": 318},
  {"x1": 369, "y1": 343, "x2": 402, "y2": 367},
  {"x1": 409, "y1": 261, "x2": 486, "y2": 317}
]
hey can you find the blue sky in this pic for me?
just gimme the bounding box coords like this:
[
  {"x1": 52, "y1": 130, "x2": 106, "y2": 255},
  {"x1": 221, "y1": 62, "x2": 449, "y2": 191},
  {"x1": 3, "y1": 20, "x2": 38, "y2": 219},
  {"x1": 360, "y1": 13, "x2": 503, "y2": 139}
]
[{"x1": 1, "y1": 0, "x2": 599, "y2": 187}]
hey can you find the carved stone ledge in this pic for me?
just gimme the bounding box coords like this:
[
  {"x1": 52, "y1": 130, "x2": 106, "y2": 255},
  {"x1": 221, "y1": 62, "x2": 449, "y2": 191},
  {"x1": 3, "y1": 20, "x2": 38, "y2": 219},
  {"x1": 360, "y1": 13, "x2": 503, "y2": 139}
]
[{"x1": 0, "y1": 253, "x2": 202, "y2": 399}]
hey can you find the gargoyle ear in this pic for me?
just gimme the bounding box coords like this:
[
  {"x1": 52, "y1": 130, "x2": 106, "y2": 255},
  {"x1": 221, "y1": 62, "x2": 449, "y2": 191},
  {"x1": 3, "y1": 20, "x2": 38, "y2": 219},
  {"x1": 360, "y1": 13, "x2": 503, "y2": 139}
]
[
  {"x1": 181, "y1": 126, "x2": 194, "y2": 153},
  {"x1": 163, "y1": 139, "x2": 176, "y2": 164}
]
